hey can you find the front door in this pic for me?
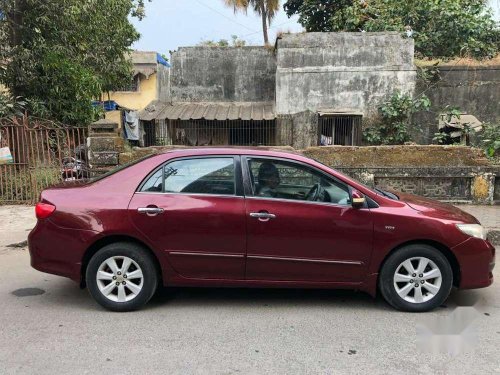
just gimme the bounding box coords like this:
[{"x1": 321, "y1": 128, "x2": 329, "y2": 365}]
[
  {"x1": 129, "y1": 156, "x2": 246, "y2": 280},
  {"x1": 243, "y1": 157, "x2": 373, "y2": 283}
]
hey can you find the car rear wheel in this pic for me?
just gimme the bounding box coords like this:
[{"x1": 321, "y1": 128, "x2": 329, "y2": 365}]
[
  {"x1": 379, "y1": 244, "x2": 453, "y2": 312},
  {"x1": 86, "y1": 242, "x2": 158, "y2": 312}
]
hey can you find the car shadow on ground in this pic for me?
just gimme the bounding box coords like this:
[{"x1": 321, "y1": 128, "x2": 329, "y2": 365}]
[
  {"x1": 37, "y1": 280, "x2": 390, "y2": 312},
  {"x1": 148, "y1": 286, "x2": 391, "y2": 311},
  {"x1": 22, "y1": 278, "x2": 487, "y2": 313},
  {"x1": 147, "y1": 287, "x2": 487, "y2": 311}
]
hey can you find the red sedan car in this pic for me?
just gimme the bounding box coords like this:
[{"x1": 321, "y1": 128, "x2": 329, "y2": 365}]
[{"x1": 29, "y1": 148, "x2": 495, "y2": 312}]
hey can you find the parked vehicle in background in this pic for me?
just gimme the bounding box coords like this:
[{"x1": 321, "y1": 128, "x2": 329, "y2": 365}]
[{"x1": 29, "y1": 148, "x2": 495, "y2": 312}]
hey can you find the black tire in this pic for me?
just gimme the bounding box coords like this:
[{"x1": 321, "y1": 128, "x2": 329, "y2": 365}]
[
  {"x1": 86, "y1": 242, "x2": 158, "y2": 312},
  {"x1": 379, "y1": 244, "x2": 453, "y2": 312}
]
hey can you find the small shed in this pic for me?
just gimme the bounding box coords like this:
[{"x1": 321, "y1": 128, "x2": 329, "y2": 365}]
[{"x1": 139, "y1": 101, "x2": 276, "y2": 147}]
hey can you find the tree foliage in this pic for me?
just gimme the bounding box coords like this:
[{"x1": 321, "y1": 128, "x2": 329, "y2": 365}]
[
  {"x1": 284, "y1": 0, "x2": 500, "y2": 59},
  {"x1": 284, "y1": 0, "x2": 353, "y2": 32},
  {"x1": 224, "y1": 0, "x2": 280, "y2": 45},
  {"x1": 0, "y1": 0, "x2": 146, "y2": 124}
]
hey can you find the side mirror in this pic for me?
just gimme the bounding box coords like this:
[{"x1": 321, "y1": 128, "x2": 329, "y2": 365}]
[{"x1": 351, "y1": 189, "x2": 366, "y2": 208}]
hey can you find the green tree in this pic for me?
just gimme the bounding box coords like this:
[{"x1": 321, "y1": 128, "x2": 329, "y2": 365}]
[
  {"x1": 224, "y1": 0, "x2": 280, "y2": 45},
  {"x1": 284, "y1": 0, "x2": 500, "y2": 59},
  {"x1": 284, "y1": 0, "x2": 354, "y2": 32},
  {"x1": 0, "y1": 0, "x2": 147, "y2": 124}
]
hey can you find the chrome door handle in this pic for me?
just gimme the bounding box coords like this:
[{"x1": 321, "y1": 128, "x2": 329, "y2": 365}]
[
  {"x1": 138, "y1": 207, "x2": 164, "y2": 216},
  {"x1": 249, "y1": 212, "x2": 276, "y2": 220}
]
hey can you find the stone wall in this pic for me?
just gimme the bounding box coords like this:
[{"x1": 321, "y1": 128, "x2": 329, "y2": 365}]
[
  {"x1": 414, "y1": 64, "x2": 500, "y2": 144},
  {"x1": 336, "y1": 166, "x2": 498, "y2": 205},
  {"x1": 302, "y1": 145, "x2": 490, "y2": 167},
  {"x1": 275, "y1": 32, "x2": 417, "y2": 119},
  {"x1": 170, "y1": 46, "x2": 276, "y2": 102}
]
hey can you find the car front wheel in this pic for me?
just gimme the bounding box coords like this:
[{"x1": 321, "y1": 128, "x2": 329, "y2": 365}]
[
  {"x1": 86, "y1": 242, "x2": 158, "y2": 312},
  {"x1": 379, "y1": 244, "x2": 453, "y2": 312}
]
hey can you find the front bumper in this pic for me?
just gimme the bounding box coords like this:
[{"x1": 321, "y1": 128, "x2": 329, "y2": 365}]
[{"x1": 452, "y1": 237, "x2": 495, "y2": 289}]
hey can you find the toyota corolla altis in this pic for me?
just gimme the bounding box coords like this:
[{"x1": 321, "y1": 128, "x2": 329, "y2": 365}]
[{"x1": 29, "y1": 148, "x2": 495, "y2": 312}]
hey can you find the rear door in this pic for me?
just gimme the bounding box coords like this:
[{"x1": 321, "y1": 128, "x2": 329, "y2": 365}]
[{"x1": 128, "y1": 156, "x2": 246, "y2": 280}]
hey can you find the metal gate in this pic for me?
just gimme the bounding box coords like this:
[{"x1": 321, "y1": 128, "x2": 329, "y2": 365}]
[
  {"x1": 318, "y1": 114, "x2": 362, "y2": 146},
  {"x1": 146, "y1": 119, "x2": 277, "y2": 147},
  {"x1": 0, "y1": 117, "x2": 88, "y2": 204}
]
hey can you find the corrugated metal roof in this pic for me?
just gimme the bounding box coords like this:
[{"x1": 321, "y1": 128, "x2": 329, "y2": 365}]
[
  {"x1": 154, "y1": 102, "x2": 276, "y2": 121},
  {"x1": 138, "y1": 100, "x2": 170, "y2": 121}
]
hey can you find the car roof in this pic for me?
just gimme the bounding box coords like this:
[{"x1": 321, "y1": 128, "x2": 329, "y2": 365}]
[{"x1": 159, "y1": 146, "x2": 305, "y2": 159}]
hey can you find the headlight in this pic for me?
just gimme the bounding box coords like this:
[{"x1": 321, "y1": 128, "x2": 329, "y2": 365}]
[{"x1": 456, "y1": 224, "x2": 487, "y2": 240}]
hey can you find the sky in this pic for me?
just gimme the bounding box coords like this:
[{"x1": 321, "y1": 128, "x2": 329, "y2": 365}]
[
  {"x1": 130, "y1": 0, "x2": 303, "y2": 55},
  {"x1": 131, "y1": 0, "x2": 500, "y2": 56}
]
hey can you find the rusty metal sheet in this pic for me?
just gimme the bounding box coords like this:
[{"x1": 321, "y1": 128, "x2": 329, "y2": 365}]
[
  {"x1": 227, "y1": 104, "x2": 240, "y2": 120},
  {"x1": 204, "y1": 104, "x2": 218, "y2": 121},
  {"x1": 191, "y1": 104, "x2": 207, "y2": 120},
  {"x1": 178, "y1": 104, "x2": 197, "y2": 120},
  {"x1": 239, "y1": 103, "x2": 253, "y2": 121},
  {"x1": 214, "y1": 104, "x2": 231, "y2": 121},
  {"x1": 263, "y1": 103, "x2": 275, "y2": 120},
  {"x1": 153, "y1": 102, "x2": 275, "y2": 121},
  {"x1": 138, "y1": 100, "x2": 169, "y2": 121}
]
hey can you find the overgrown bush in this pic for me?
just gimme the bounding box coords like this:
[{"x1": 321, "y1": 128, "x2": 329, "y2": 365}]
[
  {"x1": 363, "y1": 92, "x2": 431, "y2": 145},
  {"x1": 478, "y1": 122, "x2": 500, "y2": 159}
]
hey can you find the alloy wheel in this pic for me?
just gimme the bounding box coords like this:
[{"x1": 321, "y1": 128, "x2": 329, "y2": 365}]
[
  {"x1": 96, "y1": 256, "x2": 144, "y2": 303},
  {"x1": 393, "y1": 256, "x2": 442, "y2": 304}
]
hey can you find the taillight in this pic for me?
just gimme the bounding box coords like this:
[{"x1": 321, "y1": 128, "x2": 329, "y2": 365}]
[{"x1": 35, "y1": 202, "x2": 56, "y2": 219}]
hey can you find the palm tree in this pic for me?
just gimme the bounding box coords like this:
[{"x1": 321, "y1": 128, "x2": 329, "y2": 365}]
[{"x1": 224, "y1": 0, "x2": 279, "y2": 45}]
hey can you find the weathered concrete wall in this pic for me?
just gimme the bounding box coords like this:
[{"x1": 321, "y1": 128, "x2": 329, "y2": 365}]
[
  {"x1": 275, "y1": 32, "x2": 417, "y2": 118},
  {"x1": 170, "y1": 47, "x2": 276, "y2": 102},
  {"x1": 157, "y1": 63, "x2": 171, "y2": 102},
  {"x1": 277, "y1": 111, "x2": 319, "y2": 149},
  {"x1": 414, "y1": 65, "x2": 500, "y2": 144}
]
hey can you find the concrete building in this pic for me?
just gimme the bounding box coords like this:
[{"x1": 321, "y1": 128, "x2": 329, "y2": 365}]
[
  {"x1": 104, "y1": 51, "x2": 170, "y2": 133},
  {"x1": 138, "y1": 33, "x2": 416, "y2": 148}
]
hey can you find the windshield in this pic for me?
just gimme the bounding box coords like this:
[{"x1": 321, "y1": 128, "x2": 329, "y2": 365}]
[{"x1": 310, "y1": 157, "x2": 399, "y2": 200}]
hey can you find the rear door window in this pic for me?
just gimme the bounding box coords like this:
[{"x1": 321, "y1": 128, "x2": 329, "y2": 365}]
[{"x1": 141, "y1": 157, "x2": 236, "y2": 196}]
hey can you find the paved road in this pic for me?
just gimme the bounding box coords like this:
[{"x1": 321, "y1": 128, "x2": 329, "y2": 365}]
[{"x1": 0, "y1": 206, "x2": 499, "y2": 374}]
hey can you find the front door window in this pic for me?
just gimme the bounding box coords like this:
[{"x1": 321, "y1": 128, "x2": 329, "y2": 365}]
[{"x1": 247, "y1": 158, "x2": 351, "y2": 205}]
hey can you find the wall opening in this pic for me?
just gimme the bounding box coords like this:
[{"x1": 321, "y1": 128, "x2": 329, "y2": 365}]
[{"x1": 318, "y1": 114, "x2": 362, "y2": 146}]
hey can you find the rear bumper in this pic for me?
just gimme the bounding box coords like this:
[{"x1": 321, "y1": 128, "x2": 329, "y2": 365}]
[
  {"x1": 452, "y1": 237, "x2": 495, "y2": 289},
  {"x1": 28, "y1": 219, "x2": 98, "y2": 282}
]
